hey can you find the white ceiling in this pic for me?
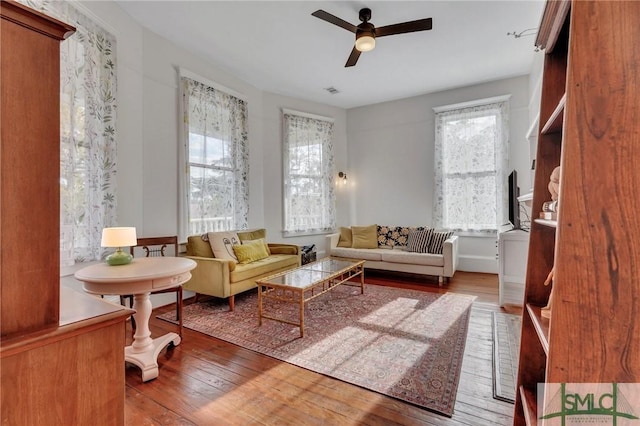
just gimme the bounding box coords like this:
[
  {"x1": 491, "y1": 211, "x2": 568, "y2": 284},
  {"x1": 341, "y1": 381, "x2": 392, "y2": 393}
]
[{"x1": 115, "y1": 1, "x2": 545, "y2": 109}]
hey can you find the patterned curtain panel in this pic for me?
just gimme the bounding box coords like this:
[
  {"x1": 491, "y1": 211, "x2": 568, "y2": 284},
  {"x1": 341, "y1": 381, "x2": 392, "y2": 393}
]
[
  {"x1": 433, "y1": 100, "x2": 509, "y2": 232},
  {"x1": 283, "y1": 112, "x2": 336, "y2": 235},
  {"x1": 182, "y1": 77, "x2": 249, "y2": 235},
  {"x1": 22, "y1": 0, "x2": 118, "y2": 265}
]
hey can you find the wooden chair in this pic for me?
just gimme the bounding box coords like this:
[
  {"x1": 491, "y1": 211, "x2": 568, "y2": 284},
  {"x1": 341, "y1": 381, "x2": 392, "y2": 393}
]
[{"x1": 121, "y1": 236, "x2": 183, "y2": 338}]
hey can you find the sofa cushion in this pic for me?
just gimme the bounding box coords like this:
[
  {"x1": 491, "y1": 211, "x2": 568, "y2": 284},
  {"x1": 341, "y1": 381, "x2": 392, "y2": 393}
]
[
  {"x1": 237, "y1": 228, "x2": 266, "y2": 242},
  {"x1": 352, "y1": 224, "x2": 378, "y2": 249},
  {"x1": 187, "y1": 235, "x2": 214, "y2": 258},
  {"x1": 269, "y1": 244, "x2": 298, "y2": 255},
  {"x1": 406, "y1": 229, "x2": 434, "y2": 253},
  {"x1": 331, "y1": 247, "x2": 383, "y2": 261},
  {"x1": 429, "y1": 230, "x2": 454, "y2": 254},
  {"x1": 337, "y1": 227, "x2": 352, "y2": 247},
  {"x1": 233, "y1": 239, "x2": 270, "y2": 264},
  {"x1": 381, "y1": 248, "x2": 444, "y2": 267},
  {"x1": 230, "y1": 254, "x2": 299, "y2": 283},
  {"x1": 207, "y1": 231, "x2": 241, "y2": 261}
]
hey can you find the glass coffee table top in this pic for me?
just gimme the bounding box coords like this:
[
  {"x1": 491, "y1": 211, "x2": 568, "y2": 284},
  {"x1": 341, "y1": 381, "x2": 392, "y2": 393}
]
[{"x1": 258, "y1": 258, "x2": 363, "y2": 290}]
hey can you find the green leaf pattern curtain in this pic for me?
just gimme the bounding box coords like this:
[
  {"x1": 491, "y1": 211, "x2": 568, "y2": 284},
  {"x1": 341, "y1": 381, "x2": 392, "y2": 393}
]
[{"x1": 21, "y1": 0, "x2": 118, "y2": 264}]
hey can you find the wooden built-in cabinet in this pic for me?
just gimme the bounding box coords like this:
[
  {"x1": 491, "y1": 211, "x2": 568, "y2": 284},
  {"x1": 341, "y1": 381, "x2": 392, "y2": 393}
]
[
  {"x1": 1, "y1": 2, "x2": 131, "y2": 424},
  {"x1": 514, "y1": 1, "x2": 640, "y2": 424}
]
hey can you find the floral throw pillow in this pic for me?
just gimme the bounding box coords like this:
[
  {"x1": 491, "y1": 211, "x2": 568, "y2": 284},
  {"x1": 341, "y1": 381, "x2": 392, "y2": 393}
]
[{"x1": 377, "y1": 226, "x2": 427, "y2": 248}]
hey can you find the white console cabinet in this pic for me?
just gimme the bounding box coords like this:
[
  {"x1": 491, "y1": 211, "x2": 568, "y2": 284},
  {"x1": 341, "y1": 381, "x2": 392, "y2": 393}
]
[{"x1": 497, "y1": 229, "x2": 529, "y2": 306}]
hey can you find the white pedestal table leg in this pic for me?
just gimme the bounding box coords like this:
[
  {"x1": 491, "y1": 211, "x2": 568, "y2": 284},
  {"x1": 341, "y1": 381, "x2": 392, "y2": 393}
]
[{"x1": 124, "y1": 292, "x2": 181, "y2": 382}]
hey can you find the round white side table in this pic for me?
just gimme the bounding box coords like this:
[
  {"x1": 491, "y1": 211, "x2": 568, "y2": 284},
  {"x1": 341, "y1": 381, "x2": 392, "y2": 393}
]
[{"x1": 75, "y1": 257, "x2": 196, "y2": 381}]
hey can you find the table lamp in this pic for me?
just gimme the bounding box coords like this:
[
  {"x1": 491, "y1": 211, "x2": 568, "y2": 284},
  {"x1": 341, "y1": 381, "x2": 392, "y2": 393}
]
[{"x1": 101, "y1": 227, "x2": 137, "y2": 266}]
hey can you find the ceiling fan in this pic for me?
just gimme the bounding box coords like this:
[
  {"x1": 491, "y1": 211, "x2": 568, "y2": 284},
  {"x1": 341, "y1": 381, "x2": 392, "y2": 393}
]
[{"x1": 311, "y1": 8, "x2": 433, "y2": 67}]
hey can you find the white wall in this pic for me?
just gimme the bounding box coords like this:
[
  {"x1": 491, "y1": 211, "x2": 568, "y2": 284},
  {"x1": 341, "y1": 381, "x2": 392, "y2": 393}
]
[
  {"x1": 346, "y1": 76, "x2": 532, "y2": 273},
  {"x1": 78, "y1": 0, "x2": 538, "y2": 280},
  {"x1": 80, "y1": 1, "x2": 349, "y2": 257},
  {"x1": 260, "y1": 93, "x2": 349, "y2": 254}
]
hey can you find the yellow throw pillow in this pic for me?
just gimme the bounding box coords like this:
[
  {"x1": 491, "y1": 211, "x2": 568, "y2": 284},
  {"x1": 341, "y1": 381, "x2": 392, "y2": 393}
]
[
  {"x1": 243, "y1": 238, "x2": 271, "y2": 255},
  {"x1": 337, "y1": 227, "x2": 352, "y2": 247},
  {"x1": 351, "y1": 224, "x2": 378, "y2": 249},
  {"x1": 233, "y1": 239, "x2": 270, "y2": 264}
]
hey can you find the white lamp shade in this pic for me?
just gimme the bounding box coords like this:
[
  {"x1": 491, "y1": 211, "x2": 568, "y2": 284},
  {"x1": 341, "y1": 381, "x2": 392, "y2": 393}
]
[
  {"x1": 355, "y1": 35, "x2": 375, "y2": 52},
  {"x1": 101, "y1": 227, "x2": 137, "y2": 248}
]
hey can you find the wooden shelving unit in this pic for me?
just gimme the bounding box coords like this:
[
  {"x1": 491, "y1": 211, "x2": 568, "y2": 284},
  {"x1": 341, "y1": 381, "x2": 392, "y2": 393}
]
[
  {"x1": 513, "y1": 1, "x2": 640, "y2": 425},
  {"x1": 540, "y1": 94, "x2": 565, "y2": 135},
  {"x1": 1, "y1": 2, "x2": 131, "y2": 424},
  {"x1": 533, "y1": 218, "x2": 557, "y2": 228}
]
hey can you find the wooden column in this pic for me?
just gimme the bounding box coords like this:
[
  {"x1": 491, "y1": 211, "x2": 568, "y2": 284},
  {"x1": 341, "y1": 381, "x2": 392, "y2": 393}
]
[{"x1": 0, "y1": 0, "x2": 75, "y2": 336}]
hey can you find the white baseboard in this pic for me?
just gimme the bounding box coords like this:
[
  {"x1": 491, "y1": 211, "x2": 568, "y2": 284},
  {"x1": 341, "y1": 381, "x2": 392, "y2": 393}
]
[{"x1": 458, "y1": 255, "x2": 498, "y2": 274}]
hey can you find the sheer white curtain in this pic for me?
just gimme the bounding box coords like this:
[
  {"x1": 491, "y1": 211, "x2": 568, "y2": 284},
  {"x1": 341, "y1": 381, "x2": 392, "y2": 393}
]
[
  {"x1": 433, "y1": 97, "x2": 509, "y2": 232},
  {"x1": 22, "y1": 0, "x2": 118, "y2": 265},
  {"x1": 181, "y1": 76, "x2": 249, "y2": 236},
  {"x1": 282, "y1": 111, "x2": 336, "y2": 235}
]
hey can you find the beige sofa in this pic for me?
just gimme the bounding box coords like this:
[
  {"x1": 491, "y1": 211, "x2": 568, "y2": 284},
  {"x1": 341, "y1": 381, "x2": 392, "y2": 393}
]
[
  {"x1": 184, "y1": 229, "x2": 300, "y2": 310},
  {"x1": 326, "y1": 225, "x2": 458, "y2": 285}
]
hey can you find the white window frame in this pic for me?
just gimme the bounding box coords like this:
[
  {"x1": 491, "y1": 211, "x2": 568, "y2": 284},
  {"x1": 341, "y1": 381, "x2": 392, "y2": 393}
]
[
  {"x1": 179, "y1": 69, "x2": 249, "y2": 240},
  {"x1": 433, "y1": 95, "x2": 511, "y2": 233},
  {"x1": 282, "y1": 109, "x2": 336, "y2": 237}
]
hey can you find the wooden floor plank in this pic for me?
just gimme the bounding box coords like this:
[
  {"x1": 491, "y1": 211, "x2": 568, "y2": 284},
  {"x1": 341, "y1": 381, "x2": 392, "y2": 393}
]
[{"x1": 124, "y1": 271, "x2": 517, "y2": 425}]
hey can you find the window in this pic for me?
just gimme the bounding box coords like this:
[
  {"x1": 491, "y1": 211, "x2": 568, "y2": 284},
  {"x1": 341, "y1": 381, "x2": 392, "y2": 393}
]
[
  {"x1": 26, "y1": 1, "x2": 119, "y2": 266},
  {"x1": 282, "y1": 110, "x2": 336, "y2": 236},
  {"x1": 433, "y1": 96, "x2": 510, "y2": 232},
  {"x1": 180, "y1": 75, "x2": 249, "y2": 238}
]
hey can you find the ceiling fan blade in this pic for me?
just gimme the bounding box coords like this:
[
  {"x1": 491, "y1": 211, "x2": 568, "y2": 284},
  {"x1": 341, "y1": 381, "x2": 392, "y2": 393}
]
[
  {"x1": 375, "y1": 18, "x2": 432, "y2": 37},
  {"x1": 345, "y1": 46, "x2": 361, "y2": 67},
  {"x1": 311, "y1": 10, "x2": 357, "y2": 33}
]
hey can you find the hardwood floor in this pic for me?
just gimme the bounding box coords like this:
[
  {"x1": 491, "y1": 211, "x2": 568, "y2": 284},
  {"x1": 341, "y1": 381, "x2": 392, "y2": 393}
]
[{"x1": 125, "y1": 271, "x2": 520, "y2": 425}]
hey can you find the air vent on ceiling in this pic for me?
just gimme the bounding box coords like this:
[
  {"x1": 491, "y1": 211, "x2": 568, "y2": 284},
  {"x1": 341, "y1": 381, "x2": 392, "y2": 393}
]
[{"x1": 324, "y1": 87, "x2": 340, "y2": 95}]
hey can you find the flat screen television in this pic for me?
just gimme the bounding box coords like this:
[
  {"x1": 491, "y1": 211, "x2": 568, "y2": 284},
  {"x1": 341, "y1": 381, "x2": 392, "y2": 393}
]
[{"x1": 508, "y1": 170, "x2": 521, "y2": 230}]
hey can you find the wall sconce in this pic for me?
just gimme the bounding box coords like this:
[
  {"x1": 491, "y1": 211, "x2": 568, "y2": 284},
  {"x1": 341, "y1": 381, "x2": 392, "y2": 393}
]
[
  {"x1": 101, "y1": 227, "x2": 137, "y2": 266},
  {"x1": 338, "y1": 171, "x2": 348, "y2": 185}
]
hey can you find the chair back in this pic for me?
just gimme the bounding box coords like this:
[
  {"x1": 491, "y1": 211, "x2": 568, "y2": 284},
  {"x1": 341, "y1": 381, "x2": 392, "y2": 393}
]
[{"x1": 130, "y1": 236, "x2": 178, "y2": 258}]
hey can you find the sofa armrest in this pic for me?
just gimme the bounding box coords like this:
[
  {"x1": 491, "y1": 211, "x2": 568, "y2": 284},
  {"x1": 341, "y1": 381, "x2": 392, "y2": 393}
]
[
  {"x1": 268, "y1": 243, "x2": 300, "y2": 255},
  {"x1": 442, "y1": 235, "x2": 459, "y2": 278},
  {"x1": 326, "y1": 233, "x2": 340, "y2": 253},
  {"x1": 183, "y1": 256, "x2": 236, "y2": 298}
]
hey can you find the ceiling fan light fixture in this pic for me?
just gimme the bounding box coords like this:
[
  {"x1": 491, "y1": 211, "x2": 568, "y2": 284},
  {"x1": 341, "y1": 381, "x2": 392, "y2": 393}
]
[{"x1": 355, "y1": 33, "x2": 375, "y2": 52}]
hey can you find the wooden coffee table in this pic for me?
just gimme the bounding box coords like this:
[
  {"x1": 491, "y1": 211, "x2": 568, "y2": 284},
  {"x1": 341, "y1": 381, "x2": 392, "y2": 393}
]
[{"x1": 256, "y1": 257, "x2": 365, "y2": 337}]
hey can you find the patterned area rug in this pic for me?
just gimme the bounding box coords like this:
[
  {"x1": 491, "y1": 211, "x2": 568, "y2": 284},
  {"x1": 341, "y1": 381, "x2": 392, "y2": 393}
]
[
  {"x1": 492, "y1": 312, "x2": 522, "y2": 403},
  {"x1": 159, "y1": 284, "x2": 475, "y2": 417}
]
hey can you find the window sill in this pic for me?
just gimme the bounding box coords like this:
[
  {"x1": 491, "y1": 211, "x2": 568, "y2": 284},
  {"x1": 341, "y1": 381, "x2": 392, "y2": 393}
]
[{"x1": 282, "y1": 229, "x2": 335, "y2": 238}]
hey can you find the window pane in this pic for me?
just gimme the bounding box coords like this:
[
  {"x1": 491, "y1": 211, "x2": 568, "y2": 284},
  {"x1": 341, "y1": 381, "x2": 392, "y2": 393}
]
[
  {"x1": 189, "y1": 133, "x2": 234, "y2": 168},
  {"x1": 444, "y1": 174, "x2": 497, "y2": 230},
  {"x1": 433, "y1": 100, "x2": 508, "y2": 232},
  {"x1": 189, "y1": 166, "x2": 234, "y2": 233},
  {"x1": 181, "y1": 76, "x2": 248, "y2": 237},
  {"x1": 443, "y1": 114, "x2": 497, "y2": 174},
  {"x1": 283, "y1": 112, "x2": 335, "y2": 233}
]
